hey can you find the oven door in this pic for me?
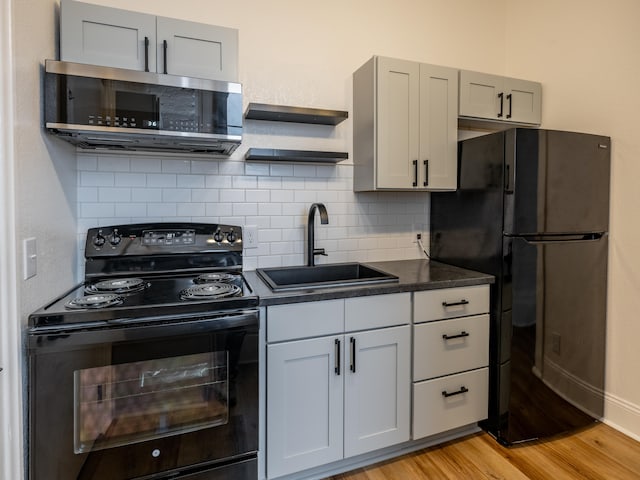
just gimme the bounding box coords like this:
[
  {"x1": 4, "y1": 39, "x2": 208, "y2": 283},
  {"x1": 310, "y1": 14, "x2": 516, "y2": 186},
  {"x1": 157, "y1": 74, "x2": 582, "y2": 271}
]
[{"x1": 28, "y1": 310, "x2": 258, "y2": 480}]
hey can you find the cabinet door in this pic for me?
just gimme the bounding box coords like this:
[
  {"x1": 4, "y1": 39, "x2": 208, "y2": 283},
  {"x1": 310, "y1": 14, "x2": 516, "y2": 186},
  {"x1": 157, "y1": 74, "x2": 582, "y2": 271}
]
[
  {"x1": 156, "y1": 17, "x2": 238, "y2": 81},
  {"x1": 344, "y1": 326, "x2": 410, "y2": 457},
  {"x1": 60, "y1": 0, "x2": 156, "y2": 72},
  {"x1": 459, "y1": 70, "x2": 503, "y2": 120},
  {"x1": 267, "y1": 336, "x2": 343, "y2": 478},
  {"x1": 504, "y1": 78, "x2": 542, "y2": 124},
  {"x1": 419, "y1": 64, "x2": 458, "y2": 190},
  {"x1": 376, "y1": 57, "x2": 420, "y2": 189}
]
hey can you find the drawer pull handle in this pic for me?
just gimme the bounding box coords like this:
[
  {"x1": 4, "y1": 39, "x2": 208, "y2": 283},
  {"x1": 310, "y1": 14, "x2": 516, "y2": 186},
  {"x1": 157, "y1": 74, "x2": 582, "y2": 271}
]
[
  {"x1": 442, "y1": 331, "x2": 470, "y2": 340},
  {"x1": 335, "y1": 339, "x2": 341, "y2": 375},
  {"x1": 442, "y1": 299, "x2": 469, "y2": 307},
  {"x1": 442, "y1": 386, "x2": 469, "y2": 398}
]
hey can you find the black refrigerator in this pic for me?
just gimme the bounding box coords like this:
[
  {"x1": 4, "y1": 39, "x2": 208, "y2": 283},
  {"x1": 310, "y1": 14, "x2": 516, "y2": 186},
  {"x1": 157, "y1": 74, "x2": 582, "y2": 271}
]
[{"x1": 430, "y1": 128, "x2": 610, "y2": 445}]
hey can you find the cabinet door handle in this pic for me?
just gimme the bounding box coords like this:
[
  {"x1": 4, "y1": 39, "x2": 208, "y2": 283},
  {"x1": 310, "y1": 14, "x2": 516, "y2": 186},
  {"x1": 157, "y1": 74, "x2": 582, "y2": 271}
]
[
  {"x1": 442, "y1": 331, "x2": 470, "y2": 340},
  {"x1": 144, "y1": 36, "x2": 150, "y2": 72},
  {"x1": 335, "y1": 338, "x2": 341, "y2": 375},
  {"x1": 163, "y1": 40, "x2": 168, "y2": 74},
  {"x1": 442, "y1": 386, "x2": 469, "y2": 398},
  {"x1": 423, "y1": 159, "x2": 429, "y2": 187},
  {"x1": 350, "y1": 337, "x2": 356, "y2": 373},
  {"x1": 442, "y1": 299, "x2": 469, "y2": 307},
  {"x1": 506, "y1": 93, "x2": 512, "y2": 119},
  {"x1": 497, "y1": 92, "x2": 504, "y2": 118},
  {"x1": 412, "y1": 160, "x2": 418, "y2": 187}
]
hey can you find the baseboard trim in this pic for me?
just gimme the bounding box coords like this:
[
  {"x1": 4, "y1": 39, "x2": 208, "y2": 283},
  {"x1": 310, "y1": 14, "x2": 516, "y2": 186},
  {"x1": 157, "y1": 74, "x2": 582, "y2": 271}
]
[{"x1": 604, "y1": 392, "x2": 640, "y2": 442}]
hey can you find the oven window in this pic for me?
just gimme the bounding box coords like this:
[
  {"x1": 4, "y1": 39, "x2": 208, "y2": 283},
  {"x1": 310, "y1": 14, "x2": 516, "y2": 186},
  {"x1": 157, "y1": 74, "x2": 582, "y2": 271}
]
[{"x1": 73, "y1": 351, "x2": 228, "y2": 453}]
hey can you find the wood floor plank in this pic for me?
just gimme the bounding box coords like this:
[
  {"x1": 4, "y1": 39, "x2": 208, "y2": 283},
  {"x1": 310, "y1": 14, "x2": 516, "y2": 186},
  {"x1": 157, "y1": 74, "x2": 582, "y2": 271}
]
[{"x1": 326, "y1": 423, "x2": 640, "y2": 480}]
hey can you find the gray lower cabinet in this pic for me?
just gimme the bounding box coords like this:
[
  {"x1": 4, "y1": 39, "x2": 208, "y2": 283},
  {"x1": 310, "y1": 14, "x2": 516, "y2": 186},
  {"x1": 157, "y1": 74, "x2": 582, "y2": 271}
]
[
  {"x1": 266, "y1": 294, "x2": 411, "y2": 479},
  {"x1": 60, "y1": 0, "x2": 238, "y2": 81},
  {"x1": 459, "y1": 70, "x2": 541, "y2": 125},
  {"x1": 412, "y1": 285, "x2": 490, "y2": 440}
]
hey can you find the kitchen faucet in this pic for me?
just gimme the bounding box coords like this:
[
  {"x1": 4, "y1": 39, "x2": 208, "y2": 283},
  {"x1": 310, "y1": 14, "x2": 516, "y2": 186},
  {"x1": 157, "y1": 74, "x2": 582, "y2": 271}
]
[{"x1": 307, "y1": 203, "x2": 329, "y2": 266}]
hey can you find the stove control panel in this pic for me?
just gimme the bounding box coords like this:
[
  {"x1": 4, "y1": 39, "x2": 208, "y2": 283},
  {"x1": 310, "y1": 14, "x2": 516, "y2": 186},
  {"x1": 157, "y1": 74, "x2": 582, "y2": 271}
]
[{"x1": 86, "y1": 223, "x2": 243, "y2": 257}]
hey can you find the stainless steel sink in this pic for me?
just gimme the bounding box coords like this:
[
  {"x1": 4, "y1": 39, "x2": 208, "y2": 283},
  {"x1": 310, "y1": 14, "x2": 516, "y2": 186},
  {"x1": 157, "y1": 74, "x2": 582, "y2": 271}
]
[{"x1": 256, "y1": 263, "x2": 399, "y2": 291}]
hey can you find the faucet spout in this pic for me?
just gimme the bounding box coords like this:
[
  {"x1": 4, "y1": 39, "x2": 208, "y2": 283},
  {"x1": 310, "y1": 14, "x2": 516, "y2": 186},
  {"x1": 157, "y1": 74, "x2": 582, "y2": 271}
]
[{"x1": 307, "y1": 203, "x2": 329, "y2": 266}]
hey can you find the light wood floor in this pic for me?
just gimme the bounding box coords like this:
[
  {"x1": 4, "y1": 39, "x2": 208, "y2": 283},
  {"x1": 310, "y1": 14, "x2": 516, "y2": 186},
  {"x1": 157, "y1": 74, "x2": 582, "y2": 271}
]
[{"x1": 328, "y1": 423, "x2": 640, "y2": 479}]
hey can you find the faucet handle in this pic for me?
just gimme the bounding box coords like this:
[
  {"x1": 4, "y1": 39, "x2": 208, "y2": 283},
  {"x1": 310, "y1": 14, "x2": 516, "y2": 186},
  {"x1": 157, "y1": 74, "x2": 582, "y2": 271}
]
[{"x1": 313, "y1": 248, "x2": 328, "y2": 257}]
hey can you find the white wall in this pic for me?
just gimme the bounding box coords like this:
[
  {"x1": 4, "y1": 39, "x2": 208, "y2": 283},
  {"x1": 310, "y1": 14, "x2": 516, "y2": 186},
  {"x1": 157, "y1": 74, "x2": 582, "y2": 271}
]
[{"x1": 504, "y1": 0, "x2": 640, "y2": 441}]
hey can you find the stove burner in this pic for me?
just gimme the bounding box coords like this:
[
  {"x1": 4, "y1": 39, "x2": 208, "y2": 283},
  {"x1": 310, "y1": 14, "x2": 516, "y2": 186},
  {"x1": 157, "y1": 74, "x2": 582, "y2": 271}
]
[
  {"x1": 193, "y1": 272, "x2": 238, "y2": 284},
  {"x1": 180, "y1": 283, "x2": 242, "y2": 301},
  {"x1": 65, "y1": 294, "x2": 124, "y2": 310},
  {"x1": 85, "y1": 277, "x2": 148, "y2": 295}
]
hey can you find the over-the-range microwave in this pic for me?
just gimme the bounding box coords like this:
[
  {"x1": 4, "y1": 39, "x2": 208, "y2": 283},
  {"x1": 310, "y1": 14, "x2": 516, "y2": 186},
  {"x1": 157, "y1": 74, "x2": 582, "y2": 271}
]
[{"x1": 44, "y1": 59, "x2": 242, "y2": 155}]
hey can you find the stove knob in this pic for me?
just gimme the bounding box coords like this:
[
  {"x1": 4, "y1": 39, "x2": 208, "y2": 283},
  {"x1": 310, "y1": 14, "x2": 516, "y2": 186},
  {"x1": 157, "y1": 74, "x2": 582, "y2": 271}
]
[
  {"x1": 93, "y1": 231, "x2": 106, "y2": 248},
  {"x1": 227, "y1": 229, "x2": 237, "y2": 243},
  {"x1": 109, "y1": 230, "x2": 122, "y2": 246},
  {"x1": 213, "y1": 229, "x2": 224, "y2": 243}
]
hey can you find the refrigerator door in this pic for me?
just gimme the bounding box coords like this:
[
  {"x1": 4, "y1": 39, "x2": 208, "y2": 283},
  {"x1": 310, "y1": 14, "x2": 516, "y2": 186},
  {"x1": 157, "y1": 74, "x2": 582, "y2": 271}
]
[
  {"x1": 504, "y1": 129, "x2": 611, "y2": 235},
  {"x1": 499, "y1": 233, "x2": 607, "y2": 444}
]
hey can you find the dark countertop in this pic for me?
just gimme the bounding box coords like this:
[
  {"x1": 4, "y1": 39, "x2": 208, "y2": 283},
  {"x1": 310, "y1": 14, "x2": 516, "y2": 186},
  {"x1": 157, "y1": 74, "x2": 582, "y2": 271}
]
[{"x1": 244, "y1": 259, "x2": 494, "y2": 306}]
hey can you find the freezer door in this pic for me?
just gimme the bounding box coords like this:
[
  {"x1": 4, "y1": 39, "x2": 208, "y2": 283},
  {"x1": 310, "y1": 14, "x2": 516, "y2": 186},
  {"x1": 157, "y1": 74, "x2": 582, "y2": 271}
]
[
  {"x1": 499, "y1": 233, "x2": 607, "y2": 443},
  {"x1": 504, "y1": 129, "x2": 611, "y2": 235}
]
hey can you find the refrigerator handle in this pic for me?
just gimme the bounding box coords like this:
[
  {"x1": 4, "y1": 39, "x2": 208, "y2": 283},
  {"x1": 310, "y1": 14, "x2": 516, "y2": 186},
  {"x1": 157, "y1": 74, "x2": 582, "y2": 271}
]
[{"x1": 520, "y1": 232, "x2": 605, "y2": 244}]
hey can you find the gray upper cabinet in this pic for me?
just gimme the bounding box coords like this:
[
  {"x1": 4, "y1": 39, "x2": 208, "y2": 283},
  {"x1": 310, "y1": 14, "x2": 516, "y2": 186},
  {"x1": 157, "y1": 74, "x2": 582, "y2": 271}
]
[
  {"x1": 60, "y1": 0, "x2": 238, "y2": 82},
  {"x1": 353, "y1": 56, "x2": 458, "y2": 192},
  {"x1": 459, "y1": 70, "x2": 541, "y2": 125}
]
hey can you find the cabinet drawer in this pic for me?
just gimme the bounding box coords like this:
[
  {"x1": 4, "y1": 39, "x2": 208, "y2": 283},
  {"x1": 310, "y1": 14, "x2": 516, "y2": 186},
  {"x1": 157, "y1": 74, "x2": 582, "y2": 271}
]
[
  {"x1": 345, "y1": 293, "x2": 410, "y2": 331},
  {"x1": 412, "y1": 367, "x2": 488, "y2": 440},
  {"x1": 414, "y1": 285, "x2": 489, "y2": 323},
  {"x1": 413, "y1": 314, "x2": 489, "y2": 381},
  {"x1": 267, "y1": 299, "x2": 344, "y2": 342}
]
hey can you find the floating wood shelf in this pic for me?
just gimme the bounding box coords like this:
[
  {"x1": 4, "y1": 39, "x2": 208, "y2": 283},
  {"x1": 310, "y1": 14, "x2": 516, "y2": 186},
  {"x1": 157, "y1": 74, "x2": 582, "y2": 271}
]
[
  {"x1": 244, "y1": 103, "x2": 348, "y2": 125},
  {"x1": 244, "y1": 148, "x2": 348, "y2": 164}
]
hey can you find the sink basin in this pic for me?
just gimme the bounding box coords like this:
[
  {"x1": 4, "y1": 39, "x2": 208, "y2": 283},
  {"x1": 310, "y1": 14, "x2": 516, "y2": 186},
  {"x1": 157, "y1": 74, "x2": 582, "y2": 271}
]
[{"x1": 256, "y1": 263, "x2": 399, "y2": 291}]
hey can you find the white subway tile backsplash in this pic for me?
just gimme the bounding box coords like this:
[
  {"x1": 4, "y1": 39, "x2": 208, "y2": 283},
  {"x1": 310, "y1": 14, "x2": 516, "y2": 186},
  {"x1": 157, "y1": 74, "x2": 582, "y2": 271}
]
[
  {"x1": 245, "y1": 190, "x2": 270, "y2": 203},
  {"x1": 81, "y1": 171, "x2": 115, "y2": 187},
  {"x1": 98, "y1": 156, "x2": 130, "y2": 172},
  {"x1": 77, "y1": 154, "x2": 97, "y2": 171},
  {"x1": 147, "y1": 173, "x2": 177, "y2": 188},
  {"x1": 162, "y1": 188, "x2": 191, "y2": 203},
  {"x1": 191, "y1": 160, "x2": 219, "y2": 175},
  {"x1": 78, "y1": 153, "x2": 429, "y2": 272},
  {"x1": 132, "y1": 189, "x2": 162, "y2": 202},
  {"x1": 81, "y1": 202, "x2": 115, "y2": 218},
  {"x1": 233, "y1": 203, "x2": 258, "y2": 216},
  {"x1": 177, "y1": 175, "x2": 205, "y2": 189},
  {"x1": 77, "y1": 187, "x2": 98, "y2": 202},
  {"x1": 192, "y1": 189, "x2": 219, "y2": 203},
  {"x1": 270, "y1": 164, "x2": 294, "y2": 177},
  {"x1": 205, "y1": 175, "x2": 232, "y2": 189},
  {"x1": 148, "y1": 203, "x2": 177, "y2": 217},
  {"x1": 162, "y1": 159, "x2": 191, "y2": 173},
  {"x1": 177, "y1": 203, "x2": 206, "y2": 217},
  {"x1": 99, "y1": 187, "x2": 132, "y2": 202},
  {"x1": 115, "y1": 173, "x2": 147, "y2": 187},
  {"x1": 220, "y1": 189, "x2": 245, "y2": 203},
  {"x1": 245, "y1": 162, "x2": 270, "y2": 176},
  {"x1": 115, "y1": 203, "x2": 147, "y2": 217},
  {"x1": 130, "y1": 156, "x2": 162, "y2": 173}
]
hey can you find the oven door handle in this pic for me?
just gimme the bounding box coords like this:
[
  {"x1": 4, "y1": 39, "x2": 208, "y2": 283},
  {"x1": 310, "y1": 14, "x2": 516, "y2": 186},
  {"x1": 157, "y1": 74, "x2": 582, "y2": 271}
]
[{"x1": 28, "y1": 310, "x2": 259, "y2": 350}]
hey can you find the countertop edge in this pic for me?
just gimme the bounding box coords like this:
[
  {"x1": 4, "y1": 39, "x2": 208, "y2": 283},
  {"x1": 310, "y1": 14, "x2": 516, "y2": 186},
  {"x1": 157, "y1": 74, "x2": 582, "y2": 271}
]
[{"x1": 245, "y1": 259, "x2": 494, "y2": 307}]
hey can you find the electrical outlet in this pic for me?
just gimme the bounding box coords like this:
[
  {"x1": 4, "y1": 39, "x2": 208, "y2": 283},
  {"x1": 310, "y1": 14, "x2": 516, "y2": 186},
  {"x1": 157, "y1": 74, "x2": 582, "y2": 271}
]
[{"x1": 244, "y1": 225, "x2": 258, "y2": 249}]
